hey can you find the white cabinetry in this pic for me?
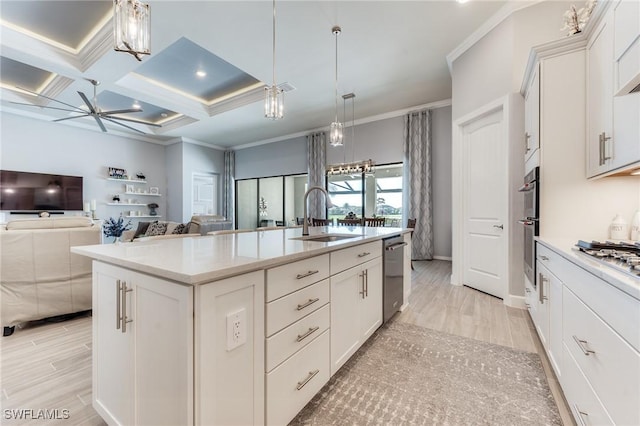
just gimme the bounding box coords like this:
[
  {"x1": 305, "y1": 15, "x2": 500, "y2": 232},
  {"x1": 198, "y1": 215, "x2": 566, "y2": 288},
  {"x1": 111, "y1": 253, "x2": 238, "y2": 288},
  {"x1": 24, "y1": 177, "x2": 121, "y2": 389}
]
[
  {"x1": 330, "y1": 242, "x2": 383, "y2": 376},
  {"x1": 524, "y1": 63, "x2": 540, "y2": 172},
  {"x1": 92, "y1": 261, "x2": 193, "y2": 426},
  {"x1": 535, "y1": 251, "x2": 562, "y2": 378},
  {"x1": 534, "y1": 241, "x2": 640, "y2": 426},
  {"x1": 587, "y1": 3, "x2": 640, "y2": 177}
]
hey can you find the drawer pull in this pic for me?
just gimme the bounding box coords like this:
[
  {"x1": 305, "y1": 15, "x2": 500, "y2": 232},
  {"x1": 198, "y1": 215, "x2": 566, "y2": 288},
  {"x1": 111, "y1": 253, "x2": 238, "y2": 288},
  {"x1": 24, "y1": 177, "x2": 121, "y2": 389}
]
[
  {"x1": 296, "y1": 369, "x2": 320, "y2": 391},
  {"x1": 572, "y1": 335, "x2": 596, "y2": 356},
  {"x1": 573, "y1": 404, "x2": 588, "y2": 426},
  {"x1": 357, "y1": 252, "x2": 371, "y2": 258},
  {"x1": 540, "y1": 255, "x2": 549, "y2": 261},
  {"x1": 296, "y1": 326, "x2": 320, "y2": 343},
  {"x1": 297, "y1": 298, "x2": 320, "y2": 311},
  {"x1": 296, "y1": 270, "x2": 319, "y2": 280}
]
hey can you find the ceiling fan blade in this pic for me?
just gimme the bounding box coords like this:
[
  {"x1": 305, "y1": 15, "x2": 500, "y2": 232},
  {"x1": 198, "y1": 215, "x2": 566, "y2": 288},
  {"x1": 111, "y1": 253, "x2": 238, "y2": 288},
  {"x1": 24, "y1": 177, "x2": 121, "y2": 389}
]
[
  {"x1": 77, "y1": 91, "x2": 97, "y2": 114},
  {"x1": 100, "y1": 108, "x2": 143, "y2": 115},
  {"x1": 53, "y1": 114, "x2": 90, "y2": 122},
  {"x1": 15, "y1": 87, "x2": 86, "y2": 112},
  {"x1": 9, "y1": 102, "x2": 83, "y2": 113},
  {"x1": 93, "y1": 115, "x2": 107, "y2": 132},
  {"x1": 104, "y1": 115, "x2": 162, "y2": 128},
  {"x1": 102, "y1": 116, "x2": 146, "y2": 134}
]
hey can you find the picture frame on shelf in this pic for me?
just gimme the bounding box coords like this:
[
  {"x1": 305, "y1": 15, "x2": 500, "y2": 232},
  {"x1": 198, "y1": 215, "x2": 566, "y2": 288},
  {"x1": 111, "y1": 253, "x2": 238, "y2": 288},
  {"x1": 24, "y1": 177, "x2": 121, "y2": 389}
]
[
  {"x1": 125, "y1": 184, "x2": 134, "y2": 193},
  {"x1": 108, "y1": 167, "x2": 127, "y2": 179},
  {"x1": 149, "y1": 187, "x2": 159, "y2": 195}
]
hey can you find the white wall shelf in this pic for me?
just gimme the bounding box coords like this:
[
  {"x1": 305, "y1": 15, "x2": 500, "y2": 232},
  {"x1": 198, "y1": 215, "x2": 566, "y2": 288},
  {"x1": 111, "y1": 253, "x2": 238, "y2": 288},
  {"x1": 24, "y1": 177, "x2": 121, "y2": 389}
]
[
  {"x1": 107, "y1": 203, "x2": 147, "y2": 206},
  {"x1": 125, "y1": 215, "x2": 162, "y2": 218},
  {"x1": 123, "y1": 192, "x2": 161, "y2": 197},
  {"x1": 107, "y1": 178, "x2": 147, "y2": 184}
]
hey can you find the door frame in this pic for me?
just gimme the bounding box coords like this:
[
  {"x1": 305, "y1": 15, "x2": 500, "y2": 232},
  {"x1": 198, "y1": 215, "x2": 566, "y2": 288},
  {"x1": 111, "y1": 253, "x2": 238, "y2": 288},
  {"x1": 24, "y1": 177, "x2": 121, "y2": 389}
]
[{"x1": 452, "y1": 95, "x2": 520, "y2": 305}]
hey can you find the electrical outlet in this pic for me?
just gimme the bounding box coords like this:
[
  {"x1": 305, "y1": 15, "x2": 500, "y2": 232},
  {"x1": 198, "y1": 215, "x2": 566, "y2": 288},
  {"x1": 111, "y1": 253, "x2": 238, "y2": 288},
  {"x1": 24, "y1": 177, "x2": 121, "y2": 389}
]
[{"x1": 226, "y1": 308, "x2": 246, "y2": 351}]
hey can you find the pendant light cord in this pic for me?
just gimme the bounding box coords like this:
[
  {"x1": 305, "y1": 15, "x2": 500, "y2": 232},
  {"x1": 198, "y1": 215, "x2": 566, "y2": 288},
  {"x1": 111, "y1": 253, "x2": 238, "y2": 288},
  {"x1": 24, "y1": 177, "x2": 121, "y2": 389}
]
[
  {"x1": 272, "y1": 0, "x2": 276, "y2": 87},
  {"x1": 334, "y1": 30, "x2": 339, "y2": 122}
]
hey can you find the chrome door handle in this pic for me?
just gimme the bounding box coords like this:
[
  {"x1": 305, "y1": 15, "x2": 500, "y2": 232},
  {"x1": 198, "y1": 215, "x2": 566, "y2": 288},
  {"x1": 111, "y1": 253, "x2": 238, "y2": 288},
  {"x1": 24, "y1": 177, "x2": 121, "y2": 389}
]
[
  {"x1": 121, "y1": 282, "x2": 133, "y2": 334},
  {"x1": 116, "y1": 279, "x2": 122, "y2": 330},
  {"x1": 572, "y1": 335, "x2": 596, "y2": 356},
  {"x1": 296, "y1": 326, "x2": 320, "y2": 343},
  {"x1": 573, "y1": 404, "x2": 588, "y2": 426},
  {"x1": 493, "y1": 224, "x2": 504, "y2": 230},
  {"x1": 296, "y1": 270, "x2": 319, "y2": 280},
  {"x1": 296, "y1": 298, "x2": 320, "y2": 311},
  {"x1": 296, "y1": 369, "x2": 320, "y2": 391}
]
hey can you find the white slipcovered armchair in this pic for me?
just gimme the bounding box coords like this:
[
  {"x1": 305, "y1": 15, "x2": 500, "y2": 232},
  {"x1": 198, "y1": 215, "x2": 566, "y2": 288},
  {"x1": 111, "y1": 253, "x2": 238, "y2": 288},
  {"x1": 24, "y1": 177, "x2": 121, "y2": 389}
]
[{"x1": 1, "y1": 217, "x2": 101, "y2": 336}]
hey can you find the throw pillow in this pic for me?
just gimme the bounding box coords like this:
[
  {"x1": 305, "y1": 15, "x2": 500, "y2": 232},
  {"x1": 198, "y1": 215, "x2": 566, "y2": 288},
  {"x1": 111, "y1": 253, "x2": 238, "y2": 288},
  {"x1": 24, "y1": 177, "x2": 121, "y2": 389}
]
[
  {"x1": 172, "y1": 223, "x2": 187, "y2": 234},
  {"x1": 133, "y1": 222, "x2": 151, "y2": 239},
  {"x1": 145, "y1": 221, "x2": 168, "y2": 237}
]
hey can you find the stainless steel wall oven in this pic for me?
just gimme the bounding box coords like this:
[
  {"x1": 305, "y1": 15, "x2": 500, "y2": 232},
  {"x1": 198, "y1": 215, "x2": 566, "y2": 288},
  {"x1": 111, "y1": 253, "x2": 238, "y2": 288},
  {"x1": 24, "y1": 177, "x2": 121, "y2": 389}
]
[{"x1": 518, "y1": 167, "x2": 539, "y2": 286}]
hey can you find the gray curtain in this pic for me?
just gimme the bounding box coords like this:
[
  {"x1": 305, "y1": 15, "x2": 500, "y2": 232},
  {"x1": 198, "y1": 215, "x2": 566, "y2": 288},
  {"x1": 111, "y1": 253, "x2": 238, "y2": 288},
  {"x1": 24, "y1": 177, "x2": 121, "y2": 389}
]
[
  {"x1": 403, "y1": 110, "x2": 433, "y2": 260},
  {"x1": 307, "y1": 132, "x2": 327, "y2": 219},
  {"x1": 222, "y1": 150, "x2": 235, "y2": 226}
]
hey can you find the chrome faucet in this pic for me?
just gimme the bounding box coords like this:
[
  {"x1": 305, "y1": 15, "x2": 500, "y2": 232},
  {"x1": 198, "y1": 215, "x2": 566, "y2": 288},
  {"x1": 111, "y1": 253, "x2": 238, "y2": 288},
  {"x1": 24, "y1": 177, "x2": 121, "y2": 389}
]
[{"x1": 302, "y1": 186, "x2": 333, "y2": 236}]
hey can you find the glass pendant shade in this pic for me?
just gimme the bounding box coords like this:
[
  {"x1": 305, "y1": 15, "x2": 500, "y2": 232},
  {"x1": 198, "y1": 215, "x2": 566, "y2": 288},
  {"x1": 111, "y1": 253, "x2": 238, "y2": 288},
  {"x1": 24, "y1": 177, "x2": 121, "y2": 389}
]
[
  {"x1": 329, "y1": 121, "x2": 344, "y2": 146},
  {"x1": 265, "y1": 85, "x2": 284, "y2": 120},
  {"x1": 114, "y1": 0, "x2": 151, "y2": 61}
]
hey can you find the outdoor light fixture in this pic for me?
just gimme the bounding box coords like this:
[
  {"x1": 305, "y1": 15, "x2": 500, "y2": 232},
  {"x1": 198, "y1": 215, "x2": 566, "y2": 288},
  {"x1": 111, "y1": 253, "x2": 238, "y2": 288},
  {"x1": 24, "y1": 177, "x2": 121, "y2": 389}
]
[
  {"x1": 114, "y1": 0, "x2": 151, "y2": 62},
  {"x1": 329, "y1": 26, "x2": 344, "y2": 146},
  {"x1": 265, "y1": 0, "x2": 284, "y2": 120}
]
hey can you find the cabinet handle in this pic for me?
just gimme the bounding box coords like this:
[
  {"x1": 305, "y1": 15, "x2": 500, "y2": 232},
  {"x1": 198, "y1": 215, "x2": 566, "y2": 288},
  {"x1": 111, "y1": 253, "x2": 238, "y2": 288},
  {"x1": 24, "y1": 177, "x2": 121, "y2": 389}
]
[
  {"x1": 364, "y1": 269, "x2": 369, "y2": 297},
  {"x1": 599, "y1": 132, "x2": 612, "y2": 165},
  {"x1": 525, "y1": 132, "x2": 531, "y2": 152},
  {"x1": 538, "y1": 273, "x2": 548, "y2": 304},
  {"x1": 296, "y1": 326, "x2": 320, "y2": 343},
  {"x1": 573, "y1": 404, "x2": 589, "y2": 426},
  {"x1": 357, "y1": 252, "x2": 370, "y2": 258},
  {"x1": 359, "y1": 272, "x2": 366, "y2": 299},
  {"x1": 525, "y1": 302, "x2": 531, "y2": 308},
  {"x1": 572, "y1": 335, "x2": 595, "y2": 356},
  {"x1": 296, "y1": 369, "x2": 320, "y2": 391},
  {"x1": 296, "y1": 270, "x2": 319, "y2": 280},
  {"x1": 539, "y1": 255, "x2": 549, "y2": 261},
  {"x1": 116, "y1": 279, "x2": 122, "y2": 330},
  {"x1": 297, "y1": 298, "x2": 320, "y2": 311},
  {"x1": 121, "y1": 282, "x2": 133, "y2": 333}
]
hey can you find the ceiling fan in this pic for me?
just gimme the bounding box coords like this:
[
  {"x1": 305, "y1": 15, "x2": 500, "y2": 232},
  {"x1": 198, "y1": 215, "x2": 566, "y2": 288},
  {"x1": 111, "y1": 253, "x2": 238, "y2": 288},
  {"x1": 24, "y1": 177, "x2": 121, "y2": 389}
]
[{"x1": 11, "y1": 78, "x2": 161, "y2": 134}]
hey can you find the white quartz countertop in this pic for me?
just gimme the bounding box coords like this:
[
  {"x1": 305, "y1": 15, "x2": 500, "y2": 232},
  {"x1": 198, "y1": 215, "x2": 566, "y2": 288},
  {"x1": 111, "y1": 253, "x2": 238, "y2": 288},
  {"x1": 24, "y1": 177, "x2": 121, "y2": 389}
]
[
  {"x1": 71, "y1": 226, "x2": 408, "y2": 285},
  {"x1": 536, "y1": 237, "x2": 640, "y2": 301}
]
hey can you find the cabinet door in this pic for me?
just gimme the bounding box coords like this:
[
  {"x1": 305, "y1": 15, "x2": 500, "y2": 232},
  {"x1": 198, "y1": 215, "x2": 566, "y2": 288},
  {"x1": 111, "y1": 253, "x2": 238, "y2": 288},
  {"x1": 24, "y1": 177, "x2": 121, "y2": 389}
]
[
  {"x1": 330, "y1": 267, "x2": 362, "y2": 376},
  {"x1": 132, "y1": 272, "x2": 193, "y2": 426},
  {"x1": 359, "y1": 257, "x2": 382, "y2": 341},
  {"x1": 524, "y1": 64, "x2": 540, "y2": 165},
  {"x1": 587, "y1": 14, "x2": 614, "y2": 177},
  {"x1": 547, "y1": 270, "x2": 563, "y2": 379},
  {"x1": 535, "y1": 263, "x2": 550, "y2": 349},
  {"x1": 92, "y1": 262, "x2": 134, "y2": 426}
]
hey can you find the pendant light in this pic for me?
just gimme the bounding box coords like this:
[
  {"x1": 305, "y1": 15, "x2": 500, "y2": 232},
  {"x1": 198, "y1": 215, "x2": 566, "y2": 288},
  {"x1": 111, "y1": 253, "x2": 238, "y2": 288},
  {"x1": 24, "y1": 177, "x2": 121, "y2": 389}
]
[
  {"x1": 265, "y1": 0, "x2": 284, "y2": 120},
  {"x1": 329, "y1": 26, "x2": 344, "y2": 146},
  {"x1": 113, "y1": 0, "x2": 151, "y2": 62}
]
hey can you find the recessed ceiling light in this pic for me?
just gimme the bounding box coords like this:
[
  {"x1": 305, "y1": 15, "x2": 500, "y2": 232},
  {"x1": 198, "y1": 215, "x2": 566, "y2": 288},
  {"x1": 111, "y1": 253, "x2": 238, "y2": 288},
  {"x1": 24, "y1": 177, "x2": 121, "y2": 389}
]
[
  {"x1": 132, "y1": 101, "x2": 141, "y2": 109},
  {"x1": 196, "y1": 70, "x2": 207, "y2": 78},
  {"x1": 631, "y1": 169, "x2": 640, "y2": 176},
  {"x1": 457, "y1": 0, "x2": 470, "y2": 3}
]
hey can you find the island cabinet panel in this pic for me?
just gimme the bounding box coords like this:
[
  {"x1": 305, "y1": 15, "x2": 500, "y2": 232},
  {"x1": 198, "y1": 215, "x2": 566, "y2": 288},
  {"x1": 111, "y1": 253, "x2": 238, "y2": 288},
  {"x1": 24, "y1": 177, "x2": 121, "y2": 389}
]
[
  {"x1": 329, "y1": 241, "x2": 381, "y2": 274},
  {"x1": 92, "y1": 261, "x2": 193, "y2": 426},
  {"x1": 195, "y1": 270, "x2": 265, "y2": 426},
  {"x1": 330, "y1": 256, "x2": 383, "y2": 376},
  {"x1": 265, "y1": 279, "x2": 329, "y2": 337}
]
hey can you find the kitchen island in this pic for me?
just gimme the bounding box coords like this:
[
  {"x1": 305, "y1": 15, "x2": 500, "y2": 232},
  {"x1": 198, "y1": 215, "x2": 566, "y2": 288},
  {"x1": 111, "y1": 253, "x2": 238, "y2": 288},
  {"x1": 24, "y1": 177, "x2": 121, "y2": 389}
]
[{"x1": 72, "y1": 226, "x2": 411, "y2": 425}]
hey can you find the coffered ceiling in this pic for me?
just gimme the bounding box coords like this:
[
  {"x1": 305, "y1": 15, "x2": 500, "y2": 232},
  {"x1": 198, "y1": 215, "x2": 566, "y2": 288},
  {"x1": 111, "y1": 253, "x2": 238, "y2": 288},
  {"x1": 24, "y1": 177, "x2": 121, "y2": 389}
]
[{"x1": 0, "y1": 0, "x2": 507, "y2": 148}]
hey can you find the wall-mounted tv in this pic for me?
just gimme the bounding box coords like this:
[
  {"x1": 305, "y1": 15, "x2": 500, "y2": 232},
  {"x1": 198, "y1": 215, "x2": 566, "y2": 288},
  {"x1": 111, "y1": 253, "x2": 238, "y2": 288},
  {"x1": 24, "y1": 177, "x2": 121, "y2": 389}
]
[{"x1": 0, "y1": 170, "x2": 83, "y2": 212}]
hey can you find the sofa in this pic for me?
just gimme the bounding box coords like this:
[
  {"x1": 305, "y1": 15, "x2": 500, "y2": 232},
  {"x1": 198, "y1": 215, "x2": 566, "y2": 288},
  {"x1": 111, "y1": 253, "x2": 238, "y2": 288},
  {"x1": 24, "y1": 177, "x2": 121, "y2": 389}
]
[
  {"x1": 1, "y1": 216, "x2": 101, "y2": 336},
  {"x1": 121, "y1": 215, "x2": 232, "y2": 242}
]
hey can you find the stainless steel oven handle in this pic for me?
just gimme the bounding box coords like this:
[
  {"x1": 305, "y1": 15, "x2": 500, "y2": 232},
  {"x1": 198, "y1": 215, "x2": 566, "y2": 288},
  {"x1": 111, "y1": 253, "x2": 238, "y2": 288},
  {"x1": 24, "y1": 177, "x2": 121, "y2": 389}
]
[
  {"x1": 518, "y1": 219, "x2": 536, "y2": 226},
  {"x1": 517, "y1": 182, "x2": 536, "y2": 192},
  {"x1": 385, "y1": 242, "x2": 407, "y2": 251}
]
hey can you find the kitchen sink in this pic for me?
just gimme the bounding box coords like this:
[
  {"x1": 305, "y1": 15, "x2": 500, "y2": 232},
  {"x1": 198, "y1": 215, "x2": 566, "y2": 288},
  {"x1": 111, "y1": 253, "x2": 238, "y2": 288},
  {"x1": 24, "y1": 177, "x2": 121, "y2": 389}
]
[{"x1": 290, "y1": 234, "x2": 358, "y2": 242}]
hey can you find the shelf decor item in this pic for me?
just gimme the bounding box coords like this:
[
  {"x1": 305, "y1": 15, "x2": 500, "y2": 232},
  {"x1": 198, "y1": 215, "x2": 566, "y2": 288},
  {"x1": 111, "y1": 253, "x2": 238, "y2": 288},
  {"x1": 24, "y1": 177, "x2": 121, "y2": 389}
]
[
  {"x1": 125, "y1": 184, "x2": 134, "y2": 193},
  {"x1": 149, "y1": 186, "x2": 159, "y2": 195},
  {"x1": 109, "y1": 167, "x2": 128, "y2": 179},
  {"x1": 561, "y1": 0, "x2": 596, "y2": 36},
  {"x1": 103, "y1": 215, "x2": 133, "y2": 243},
  {"x1": 147, "y1": 203, "x2": 159, "y2": 216}
]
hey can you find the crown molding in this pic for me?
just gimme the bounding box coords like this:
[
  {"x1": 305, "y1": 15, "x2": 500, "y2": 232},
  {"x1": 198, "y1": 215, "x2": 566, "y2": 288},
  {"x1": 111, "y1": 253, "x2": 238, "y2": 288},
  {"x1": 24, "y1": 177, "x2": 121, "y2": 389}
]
[
  {"x1": 233, "y1": 98, "x2": 452, "y2": 151},
  {"x1": 75, "y1": 17, "x2": 113, "y2": 72},
  {"x1": 446, "y1": 0, "x2": 543, "y2": 73}
]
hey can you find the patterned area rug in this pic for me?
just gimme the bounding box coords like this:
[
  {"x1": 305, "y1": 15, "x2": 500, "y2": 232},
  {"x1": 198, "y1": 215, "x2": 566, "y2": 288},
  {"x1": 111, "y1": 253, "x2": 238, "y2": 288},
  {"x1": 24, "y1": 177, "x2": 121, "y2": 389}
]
[{"x1": 290, "y1": 321, "x2": 561, "y2": 426}]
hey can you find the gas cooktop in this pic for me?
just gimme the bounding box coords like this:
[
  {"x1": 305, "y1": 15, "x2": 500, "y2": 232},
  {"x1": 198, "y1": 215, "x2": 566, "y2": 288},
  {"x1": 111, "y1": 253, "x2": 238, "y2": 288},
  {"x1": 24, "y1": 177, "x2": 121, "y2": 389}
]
[{"x1": 575, "y1": 240, "x2": 640, "y2": 279}]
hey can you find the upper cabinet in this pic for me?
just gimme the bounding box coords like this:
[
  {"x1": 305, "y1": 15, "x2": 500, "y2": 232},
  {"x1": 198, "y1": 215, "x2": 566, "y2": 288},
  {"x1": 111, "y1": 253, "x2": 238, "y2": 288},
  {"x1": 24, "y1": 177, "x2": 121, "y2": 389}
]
[
  {"x1": 586, "y1": 0, "x2": 640, "y2": 178},
  {"x1": 524, "y1": 64, "x2": 540, "y2": 173}
]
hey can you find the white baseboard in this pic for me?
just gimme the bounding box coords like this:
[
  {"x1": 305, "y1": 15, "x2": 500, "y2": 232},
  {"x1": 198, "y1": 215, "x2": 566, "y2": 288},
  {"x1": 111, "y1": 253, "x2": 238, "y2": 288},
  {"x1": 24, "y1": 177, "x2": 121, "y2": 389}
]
[
  {"x1": 505, "y1": 294, "x2": 526, "y2": 309},
  {"x1": 433, "y1": 255, "x2": 452, "y2": 261}
]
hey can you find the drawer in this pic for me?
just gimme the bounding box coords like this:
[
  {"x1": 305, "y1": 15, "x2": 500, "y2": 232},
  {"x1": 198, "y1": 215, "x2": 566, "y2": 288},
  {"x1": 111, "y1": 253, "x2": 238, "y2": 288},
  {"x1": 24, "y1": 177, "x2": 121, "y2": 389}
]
[
  {"x1": 561, "y1": 344, "x2": 614, "y2": 426},
  {"x1": 538, "y1": 242, "x2": 640, "y2": 352},
  {"x1": 330, "y1": 241, "x2": 381, "y2": 274},
  {"x1": 266, "y1": 279, "x2": 329, "y2": 337},
  {"x1": 266, "y1": 254, "x2": 330, "y2": 302},
  {"x1": 563, "y1": 287, "x2": 640, "y2": 426},
  {"x1": 266, "y1": 329, "x2": 330, "y2": 426},
  {"x1": 266, "y1": 304, "x2": 330, "y2": 372},
  {"x1": 536, "y1": 243, "x2": 561, "y2": 271}
]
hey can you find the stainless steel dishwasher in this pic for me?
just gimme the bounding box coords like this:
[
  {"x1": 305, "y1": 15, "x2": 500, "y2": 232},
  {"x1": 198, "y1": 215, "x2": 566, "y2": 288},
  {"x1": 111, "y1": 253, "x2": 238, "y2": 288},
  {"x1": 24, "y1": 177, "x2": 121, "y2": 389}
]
[{"x1": 383, "y1": 235, "x2": 407, "y2": 323}]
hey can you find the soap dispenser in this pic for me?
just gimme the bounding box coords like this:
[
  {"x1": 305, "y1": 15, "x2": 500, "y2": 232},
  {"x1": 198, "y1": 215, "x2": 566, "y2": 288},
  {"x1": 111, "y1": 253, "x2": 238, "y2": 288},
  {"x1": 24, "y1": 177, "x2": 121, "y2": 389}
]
[
  {"x1": 631, "y1": 210, "x2": 640, "y2": 241},
  {"x1": 610, "y1": 214, "x2": 629, "y2": 240}
]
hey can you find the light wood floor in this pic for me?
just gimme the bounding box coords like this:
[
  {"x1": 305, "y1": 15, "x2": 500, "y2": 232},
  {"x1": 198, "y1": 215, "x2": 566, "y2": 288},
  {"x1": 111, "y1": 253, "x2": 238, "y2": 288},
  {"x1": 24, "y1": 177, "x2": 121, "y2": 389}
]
[{"x1": 1, "y1": 260, "x2": 572, "y2": 425}]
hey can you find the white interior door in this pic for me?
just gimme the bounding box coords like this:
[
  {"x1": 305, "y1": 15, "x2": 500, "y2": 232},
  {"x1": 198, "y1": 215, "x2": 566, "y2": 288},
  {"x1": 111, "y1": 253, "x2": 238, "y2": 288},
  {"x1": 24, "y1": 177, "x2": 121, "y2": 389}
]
[{"x1": 461, "y1": 107, "x2": 506, "y2": 299}]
